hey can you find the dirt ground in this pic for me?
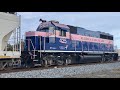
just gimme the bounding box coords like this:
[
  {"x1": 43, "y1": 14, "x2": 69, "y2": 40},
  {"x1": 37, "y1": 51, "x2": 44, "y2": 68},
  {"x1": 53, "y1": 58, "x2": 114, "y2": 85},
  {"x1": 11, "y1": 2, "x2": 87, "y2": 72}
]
[{"x1": 64, "y1": 68, "x2": 120, "y2": 78}]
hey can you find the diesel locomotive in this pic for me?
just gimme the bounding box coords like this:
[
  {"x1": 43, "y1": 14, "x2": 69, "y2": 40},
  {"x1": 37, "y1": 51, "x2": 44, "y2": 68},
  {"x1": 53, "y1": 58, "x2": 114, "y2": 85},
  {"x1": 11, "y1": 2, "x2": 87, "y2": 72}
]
[{"x1": 21, "y1": 19, "x2": 118, "y2": 67}]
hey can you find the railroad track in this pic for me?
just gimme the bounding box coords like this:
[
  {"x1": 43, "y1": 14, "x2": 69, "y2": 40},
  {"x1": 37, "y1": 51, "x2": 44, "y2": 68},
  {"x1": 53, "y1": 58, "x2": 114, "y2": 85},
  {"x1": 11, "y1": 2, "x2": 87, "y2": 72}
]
[{"x1": 0, "y1": 60, "x2": 119, "y2": 74}]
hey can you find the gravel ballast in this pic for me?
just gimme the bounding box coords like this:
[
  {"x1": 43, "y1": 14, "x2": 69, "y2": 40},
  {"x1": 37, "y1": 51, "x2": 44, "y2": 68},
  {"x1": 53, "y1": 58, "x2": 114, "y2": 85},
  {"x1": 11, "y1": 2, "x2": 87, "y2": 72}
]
[{"x1": 0, "y1": 62, "x2": 120, "y2": 78}]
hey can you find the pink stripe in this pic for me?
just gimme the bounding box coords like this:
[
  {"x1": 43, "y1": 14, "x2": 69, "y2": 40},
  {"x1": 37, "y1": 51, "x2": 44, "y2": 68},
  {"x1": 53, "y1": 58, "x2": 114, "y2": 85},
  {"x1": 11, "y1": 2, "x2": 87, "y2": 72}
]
[
  {"x1": 25, "y1": 31, "x2": 36, "y2": 36},
  {"x1": 26, "y1": 31, "x2": 48, "y2": 37},
  {"x1": 66, "y1": 32, "x2": 70, "y2": 38},
  {"x1": 26, "y1": 31, "x2": 113, "y2": 45},
  {"x1": 71, "y1": 34, "x2": 113, "y2": 44},
  {"x1": 56, "y1": 30, "x2": 60, "y2": 36}
]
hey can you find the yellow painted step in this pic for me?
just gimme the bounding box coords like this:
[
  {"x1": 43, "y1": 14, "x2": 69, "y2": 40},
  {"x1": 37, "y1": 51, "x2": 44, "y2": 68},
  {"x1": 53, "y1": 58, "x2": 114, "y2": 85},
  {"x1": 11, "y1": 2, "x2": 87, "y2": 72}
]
[{"x1": 0, "y1": 56, "x2": 11, "y2": 59}]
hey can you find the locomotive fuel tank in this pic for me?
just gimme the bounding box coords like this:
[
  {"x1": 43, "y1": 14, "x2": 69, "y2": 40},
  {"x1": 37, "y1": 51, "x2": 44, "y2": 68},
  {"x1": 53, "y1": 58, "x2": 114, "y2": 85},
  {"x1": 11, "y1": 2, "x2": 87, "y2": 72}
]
[{"x1": 80, "y1": 55, "x2": 102, "y2": 63}]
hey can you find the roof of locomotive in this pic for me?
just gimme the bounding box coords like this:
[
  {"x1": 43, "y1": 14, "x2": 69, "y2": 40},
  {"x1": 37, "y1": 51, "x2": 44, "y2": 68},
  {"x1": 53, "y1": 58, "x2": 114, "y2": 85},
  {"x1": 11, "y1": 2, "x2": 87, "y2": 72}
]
[
  {"x1": 36, "y1": 20, "x2": 70, "y2": 31},
  {"x1": 68, "y1": 25, "x2": 113, "y2": 37},
  {"x1": 37, "y1": 19, "x2": 113, "y2": 37}
]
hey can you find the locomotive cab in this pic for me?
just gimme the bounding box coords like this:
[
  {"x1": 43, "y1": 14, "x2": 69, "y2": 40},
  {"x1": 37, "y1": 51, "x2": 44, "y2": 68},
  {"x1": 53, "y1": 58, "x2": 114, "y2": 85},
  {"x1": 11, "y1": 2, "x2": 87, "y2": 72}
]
[{"x1": 25, "y1": 19, "x2": 70, "y2": 51}]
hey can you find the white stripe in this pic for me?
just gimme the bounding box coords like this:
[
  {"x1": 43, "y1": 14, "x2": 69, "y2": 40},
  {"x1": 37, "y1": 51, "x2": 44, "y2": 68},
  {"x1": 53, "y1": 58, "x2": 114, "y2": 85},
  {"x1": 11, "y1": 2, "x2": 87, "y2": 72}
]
[{"x1": 36, "y1": 50, "x2": 116, "y2": 54}]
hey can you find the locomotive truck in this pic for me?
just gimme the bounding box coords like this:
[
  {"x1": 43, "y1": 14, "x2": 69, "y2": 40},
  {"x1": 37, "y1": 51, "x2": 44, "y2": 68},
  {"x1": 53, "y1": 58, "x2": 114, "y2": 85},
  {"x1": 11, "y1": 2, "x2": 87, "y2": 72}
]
[{"x1": 21, "y1": 19, "x2": 118, "y2": 67}]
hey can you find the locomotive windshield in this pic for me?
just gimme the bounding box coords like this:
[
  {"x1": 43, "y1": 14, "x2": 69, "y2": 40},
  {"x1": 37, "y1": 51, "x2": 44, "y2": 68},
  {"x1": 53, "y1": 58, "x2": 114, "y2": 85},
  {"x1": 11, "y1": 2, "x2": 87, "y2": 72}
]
[
  {"x1": 39, "y1": 27, "x2": 49, "y2": 32},
  {"x1": 36, "y1": 24, "x2": 49, "y2": 32},
  {"x1": 36, "y1": 24, "x2": 55, "y2": 36}
]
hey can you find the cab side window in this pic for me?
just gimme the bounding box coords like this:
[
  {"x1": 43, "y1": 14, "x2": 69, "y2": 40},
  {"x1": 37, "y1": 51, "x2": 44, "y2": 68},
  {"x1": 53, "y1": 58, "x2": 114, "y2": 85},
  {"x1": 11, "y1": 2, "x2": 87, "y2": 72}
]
[{"x1": 60, "y1": 29, "x2": 66, "y2": 37}]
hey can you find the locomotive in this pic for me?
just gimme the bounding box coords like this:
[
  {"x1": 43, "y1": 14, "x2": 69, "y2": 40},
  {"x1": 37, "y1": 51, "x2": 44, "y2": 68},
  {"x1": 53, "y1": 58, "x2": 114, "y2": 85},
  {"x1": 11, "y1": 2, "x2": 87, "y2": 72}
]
[{"x1": 21, "y1": 19, "x2": 118, "y2": 67}]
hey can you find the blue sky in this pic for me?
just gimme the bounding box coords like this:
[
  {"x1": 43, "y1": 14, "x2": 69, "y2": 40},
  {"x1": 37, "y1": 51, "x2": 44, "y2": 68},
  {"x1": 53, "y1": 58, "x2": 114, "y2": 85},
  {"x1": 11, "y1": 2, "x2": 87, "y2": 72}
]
[{"x1": 18, "y1": 12, "x2": 120, "y2": 49}]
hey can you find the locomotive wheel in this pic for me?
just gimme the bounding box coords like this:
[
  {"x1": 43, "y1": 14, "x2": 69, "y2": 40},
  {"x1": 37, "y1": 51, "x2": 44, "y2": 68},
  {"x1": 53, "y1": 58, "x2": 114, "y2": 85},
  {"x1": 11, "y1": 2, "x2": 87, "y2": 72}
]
[
  {"x1": 42, "y1": 54, "x2": 56, "y2": 67},
  {"x1": 107, "y1": 55, "x2": 114, "y2": 62},
  {"x1": 56, "y1": 60, "x2": 64, "y2": 66},
  {"x1": 101, "y1": 56, "x2": 105, "y2": 63},
  {"x1": 44, "y1": 60, "x2": 48, "y2": 67},
  {"x1": 55, "y1": 53, "x2": 65, "y2": 66},
  {"x1": 110, "y1": 57, "x2": 114, "y2": 62},
  {"x1": 65, "y1": 55, "x2": 72, "y2": 65},
  {"x1": 41, "y1": 60, "x2": 48, "y2": 67}
]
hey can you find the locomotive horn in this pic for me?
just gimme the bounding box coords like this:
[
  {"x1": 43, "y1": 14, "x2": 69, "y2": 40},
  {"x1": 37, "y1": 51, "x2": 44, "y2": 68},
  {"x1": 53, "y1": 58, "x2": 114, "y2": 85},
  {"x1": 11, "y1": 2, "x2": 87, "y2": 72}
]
[{"x1": 39, "y1": 19, "x2": 46, "y2": 22}]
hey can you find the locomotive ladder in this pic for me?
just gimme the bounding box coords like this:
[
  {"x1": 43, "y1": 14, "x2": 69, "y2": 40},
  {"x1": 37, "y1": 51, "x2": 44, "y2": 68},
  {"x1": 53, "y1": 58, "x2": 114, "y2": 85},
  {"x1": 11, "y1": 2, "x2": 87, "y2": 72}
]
[{"x1": 27, "y1": 39, "x2": 41, "y2": 67}]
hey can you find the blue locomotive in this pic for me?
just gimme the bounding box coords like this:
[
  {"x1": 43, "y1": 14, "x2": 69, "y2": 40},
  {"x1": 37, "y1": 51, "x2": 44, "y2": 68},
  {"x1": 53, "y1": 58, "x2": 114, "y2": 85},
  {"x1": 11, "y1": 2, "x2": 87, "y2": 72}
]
[{"x1": 21, "y1": 19, "x2": 118, "y2": 67}]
